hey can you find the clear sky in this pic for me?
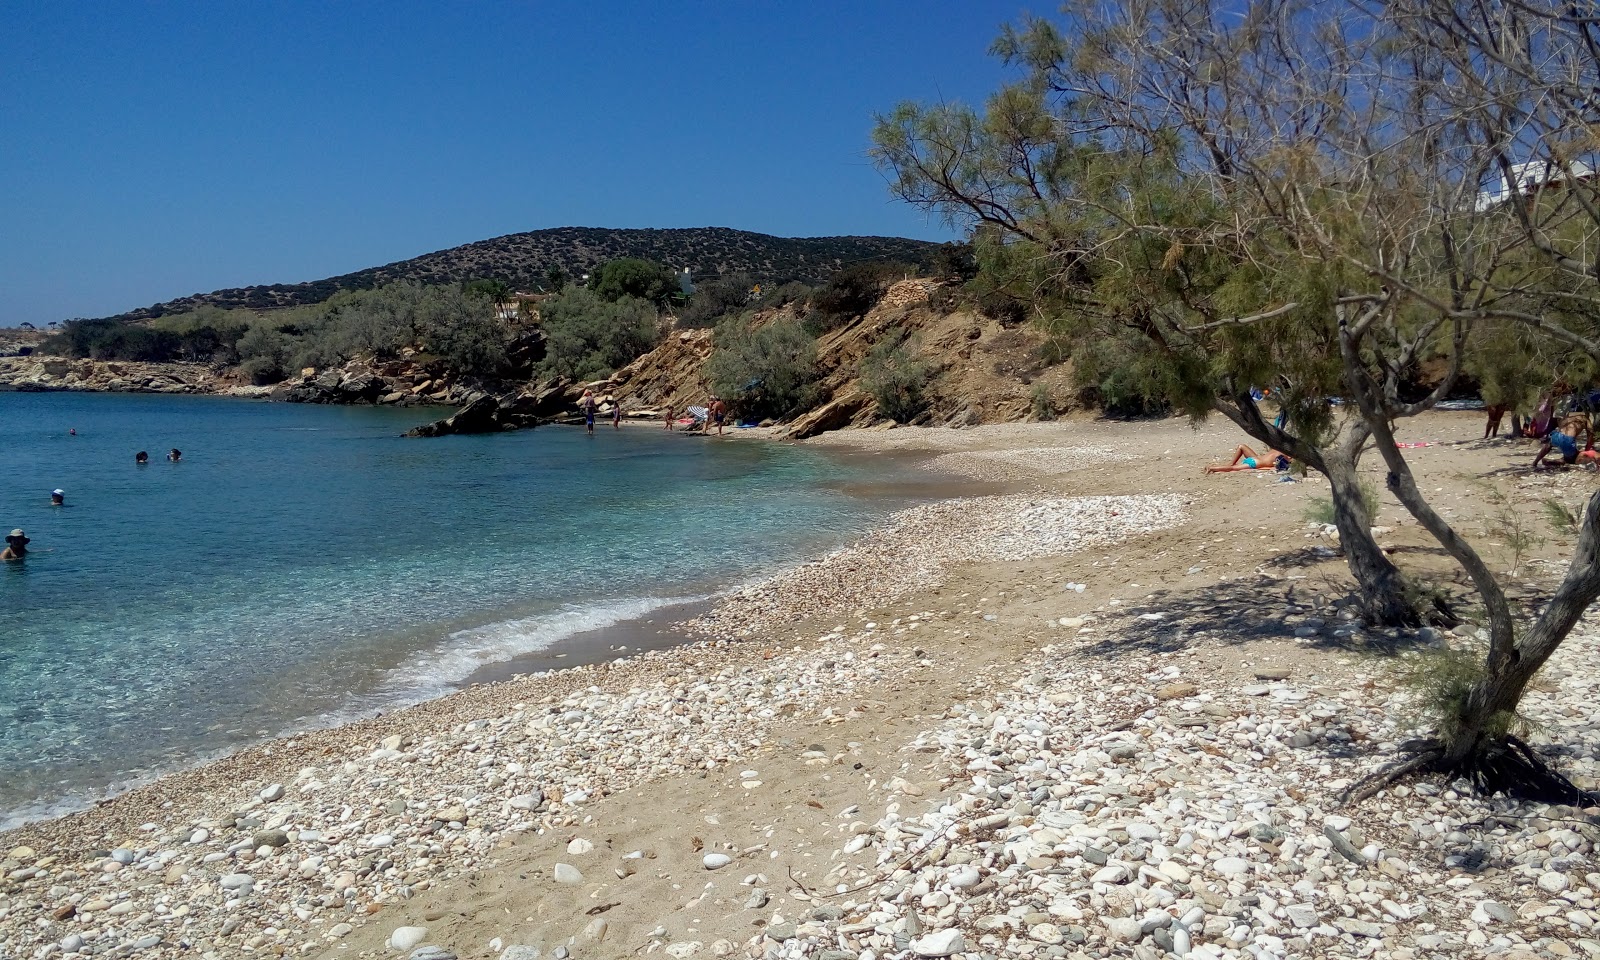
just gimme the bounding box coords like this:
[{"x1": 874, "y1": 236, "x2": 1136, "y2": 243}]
[{"x1": 0, "y1": 1, "x2": 1024, "y2": 326}]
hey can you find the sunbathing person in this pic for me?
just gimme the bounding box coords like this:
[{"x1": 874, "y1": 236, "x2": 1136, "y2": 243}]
[{"x1": 1205, "y1": 444, "x2": 1288, "y2": 474}]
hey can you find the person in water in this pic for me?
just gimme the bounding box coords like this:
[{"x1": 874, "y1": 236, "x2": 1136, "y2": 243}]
[
  {"x1": 579, "y1": 391, "x2": 598, "y2": 435},
  {"x1": 50, "y1": 489, "x2": 64, "y2": 506},
  {"x1": 136, "y1": 451, "x2": 149, "y2": 464},
  {"x1": 168, "y1": 448, "x2": 182, "y2": 462},
  {"x1": 1205, "y1": 444, "x2": 1289, "y2": 474},
  {"x1": 1534, "y1": 413, "x2": 1595, "y2": 469},
  {"x1": 611, "y1": 397, "x2": 623, "y2": 429},
  {"x1": 1, "y1": 529, "x2": 29, "y2": 561}
]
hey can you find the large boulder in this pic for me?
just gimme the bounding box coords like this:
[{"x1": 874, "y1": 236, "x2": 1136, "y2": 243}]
[
  {"x1": 786, "y1": 390, "x2": 874, "y2": 440},
  {"x1": 405, "y1": 396, "x2": 513, "y2": 437}
]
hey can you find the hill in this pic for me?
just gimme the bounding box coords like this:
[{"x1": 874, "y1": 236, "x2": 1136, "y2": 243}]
[{"x1": 100, "y1": 227, "x2": 941, "y2": 321}]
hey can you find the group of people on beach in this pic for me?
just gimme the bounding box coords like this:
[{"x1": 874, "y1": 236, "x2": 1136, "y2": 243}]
[
  {"x1": 1485, "y1": 397, "x2": 1599, "y2": 470},
  {"x1": 1199, "y1": 395, "x2": 1600, "y2": 477},
  {"x1": 578, "y1": 392, "x2": 730, "y2": 437}
]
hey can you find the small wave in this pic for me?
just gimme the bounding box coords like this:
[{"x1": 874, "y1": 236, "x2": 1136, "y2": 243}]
[
  {"x1": 319, "y1": 595, "x2": 707, "y2": 723},
  {"x1": 1, "y1": 595, "x2": 701, "y2": 832}
]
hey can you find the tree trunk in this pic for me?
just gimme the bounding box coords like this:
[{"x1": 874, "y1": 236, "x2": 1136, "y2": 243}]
[
  {"x1": 1216, "y1": 397, "x2": 1417, "y2": 626},
  {"x1": 1443, "y1": 490, "x2": 1600, "y2": 764},
  {"x1": 1323, "y1": 436, "x2": 1418, "y2": 627}
]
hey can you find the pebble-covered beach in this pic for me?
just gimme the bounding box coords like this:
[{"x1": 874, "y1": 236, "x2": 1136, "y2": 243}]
[{"x1": 3, "y1": 417, "x2": 1595, "y2": 960}]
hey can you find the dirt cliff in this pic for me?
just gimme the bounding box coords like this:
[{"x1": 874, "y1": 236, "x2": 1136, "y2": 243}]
[{"x1": 597, "y1": 280, "x2": 1072, "y2": 438}]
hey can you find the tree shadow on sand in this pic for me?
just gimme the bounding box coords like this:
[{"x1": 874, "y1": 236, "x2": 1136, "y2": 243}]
[{"x1": 1076, "y1": 566, "x2": 1443, "y2": 658}]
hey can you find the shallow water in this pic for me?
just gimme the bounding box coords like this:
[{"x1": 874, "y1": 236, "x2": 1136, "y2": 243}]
[{"x1": 0, "y1": 392, "x2": 927, "y2": 828}]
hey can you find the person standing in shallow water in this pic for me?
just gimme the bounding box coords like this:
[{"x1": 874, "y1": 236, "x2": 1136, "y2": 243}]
[
  {"x1": 579, "y1": 391, "x2": 598, "y2": 436},
  {"x1": 136, "y1": 451, "x2": 149, "y2": 465},
  {"x1": 50, "y1": 489, "x2": 64, "y2": 507},
  {"x1": 168, "y1": 448, "x2": 182, "y2": 462},
  {"x1": 611, "y1": 398, "x2": 622, "y2": 430}
]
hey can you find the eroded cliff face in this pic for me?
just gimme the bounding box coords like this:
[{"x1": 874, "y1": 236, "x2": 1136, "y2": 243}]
[{"x1": 597, "y1": 280, "x2": 1072, "y2": 438}]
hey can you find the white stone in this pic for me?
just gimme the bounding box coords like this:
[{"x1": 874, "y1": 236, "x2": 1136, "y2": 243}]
[
  {"x1": 1213, "y1": 856, "x2": 1250, "y2": 876},
  {"x1": 388, "y1": 926, "x2": 427, "y2": 951},
  {"x1": 259, "y1": 784, "x2": 284, "y2": 802},
  {"x1": 703, "y1": 853, "x2": 732, "y2": 870},
  {"x1": 910, "y1": 928, "x2": 965, "y2": 957},
  {"x1": 1540, "y1": 871, "x2": 1571, "y2": 894},
  {"x1": 566, "y1": 838, "x2": 594, "y2": 856},
  {"x1": 553, "y1": 863, "x2": 584, "y2": 884}
]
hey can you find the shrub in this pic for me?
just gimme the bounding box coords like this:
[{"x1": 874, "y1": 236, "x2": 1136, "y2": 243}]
[
  {"x1": 810, "y1": 262, "x2": 912, "y2": 330},
  {"x1": 860, "y1": 331, "x2": 935, "y2": 423},
  {"x1": 1030, "y1": 382, "x2": 1057, "y2": 421},
  {"x1": 236, "y1": 325, "x2": 294, "y2": 384},
  {"x1": 588, "y1": 258, "x2": 682, "y2": 307},
  {"x1": 677, "y1": 272, "x2": 755, "y2": 328},
  {"x1": 758, "y1": 281, "x2": 814, "y2": 309},
  {"x1": 706, "y1": 315, "x2": 822, "y2": 420},
  {"x1": 537, "y1": 286, "x2": 661, "y2": 381}
]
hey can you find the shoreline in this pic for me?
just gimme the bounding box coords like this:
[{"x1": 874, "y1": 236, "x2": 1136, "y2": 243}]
[
  {"x1": 8, "y1": 412, "x2": 1590, "y2": 960},
  {"x1": 0, "y1": 436, "x2": 967, "y2": 835}
]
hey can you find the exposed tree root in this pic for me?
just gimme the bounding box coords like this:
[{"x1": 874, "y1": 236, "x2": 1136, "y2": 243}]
[{"x1": 1341, "y1": 734, "x2": 1600, "y2": 808}]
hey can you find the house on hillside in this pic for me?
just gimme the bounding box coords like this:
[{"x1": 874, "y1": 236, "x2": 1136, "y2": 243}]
[{"x1": 1476, "y1": 159, "x2": 1598, "y2": 212}]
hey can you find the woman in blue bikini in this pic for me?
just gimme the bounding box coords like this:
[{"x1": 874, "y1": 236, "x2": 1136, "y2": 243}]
[{"x1": 1205, "y1": 444, "x2": 1289, "y2": 474}]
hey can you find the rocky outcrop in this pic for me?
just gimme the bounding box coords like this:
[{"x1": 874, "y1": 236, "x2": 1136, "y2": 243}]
[
  {"x1": 404, "y1": 379, "x2": 588, "y2": 437},
  {"x1": 405, "y1": 396, "x2": 510, "y2": 437},
  {"x1": 0, "y1": 356, "x2": 223, "y2": 394},
  {"x1": 786, "y1": 389, "x2": 873, "y2": 440}
]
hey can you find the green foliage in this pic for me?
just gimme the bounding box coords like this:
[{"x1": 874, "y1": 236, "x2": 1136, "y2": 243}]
[
  {"x1": 1395, "y1": 648, "x2": 1521, "y2": 748},
  {"x1": 1030, "y1": 382, "x2": 1056, "y2": 421},
  {"x1": 705, "y1": 315, "x2": 822, "y2": 420},
  {"x1": 678, "y1": 272, "x2": 756, "y2": 329},
  {"x1": 1304, "y1": 480, "x2": 1381, "y2": 527},
  {"x1": 809, "y1": 262, "x2": 914, "y2": 330},
  {"x1": 236, "y1": 325, "x2": 294, "y2": 384},
  {"x1": 588, "y1": 258, "x2": 681, "y2": 307},
  {"x1": 1544, "y1": 498, "x2": 1579, "y2": 534},
  {"x1": 536, "y1": 286, "x2": 661, "y2": 382},
  {"x1": 758, "y1": 281, "x2": 814, "y2": 309},
  {"x1": 461, "y1": 278, "x2": 511, "y2": 302},
  {"x1": 50, "y1": 281, "x2": 513, "y2": 380},
  {"x1": 930, "y1": 242, "x2": 979, "y2": 282},
  {"x1": 860, "y1": 331, "x2": 935, "y2": 423}
]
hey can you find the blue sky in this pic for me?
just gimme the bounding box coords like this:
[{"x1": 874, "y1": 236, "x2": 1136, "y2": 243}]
[{"x1": 0, "y1": 1, "x2": 1023, "y2": 326}]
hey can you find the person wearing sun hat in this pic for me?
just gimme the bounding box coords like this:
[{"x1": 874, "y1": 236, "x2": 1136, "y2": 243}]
[
  {"x1": 1, "y1": 529, "x2": 29, "y2": 561},
  {"x1": 50, "y1": 489, "x2": 65, "y2": 506}
]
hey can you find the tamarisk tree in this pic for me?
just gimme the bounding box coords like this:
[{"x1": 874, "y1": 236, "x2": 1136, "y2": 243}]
[{"x1": 875, "y1": 0, "x2": 1600, "y2": 801}]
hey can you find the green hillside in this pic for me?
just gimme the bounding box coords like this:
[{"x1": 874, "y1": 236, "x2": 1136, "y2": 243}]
[{"x1": 101, "y1": 227, "x2": 939, "y2": 321}]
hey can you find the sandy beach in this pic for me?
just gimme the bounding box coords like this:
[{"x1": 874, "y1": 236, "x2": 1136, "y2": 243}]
[{"x1": 4, "y1": 411, "x2": 1599, "y2": 960}]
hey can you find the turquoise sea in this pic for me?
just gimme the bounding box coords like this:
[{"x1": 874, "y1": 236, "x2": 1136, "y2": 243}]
[{"x1": 0, "y1": 392, "x2": 926, "y2": 829}]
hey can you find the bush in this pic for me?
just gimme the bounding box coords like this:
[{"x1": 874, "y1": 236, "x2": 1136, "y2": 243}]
[
  {"x1": 810, "y1": 262, "x2": 912, "y2": 330},
  {"x1": 588, "y1": 258, "x2": 682, "y2": 307},
  {"x1": 930, "y1": 242, "x2": 979, "y2": 282},
  {"x1": 236, "y1": 325, "x2": 294, "y2": 384},
  {"x1": 677, "y1": 272, "x2": 755, "y2": 328},
  {"x1": 706, "y1": 315, "x2": 822, "y2": 420},
  {"x1": 758, "y1": 281, "x2": 814, "y2": 309},
  {"x1": 860, "y1": 331, "x2": 935, "y2": 423},
  {"x1": 1030, "y1": 382, "x2": 1057, "y2": 421},
  {"x1": 537, "y1": 286, "x2": 661, "y2": 381}
]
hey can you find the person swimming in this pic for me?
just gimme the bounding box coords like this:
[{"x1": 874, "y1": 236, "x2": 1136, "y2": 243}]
[
  {"x1": 136, "y1": 451, "x2": 149, "y2": 464},
  {"x1": 1, "y1": 529, "x2": 29, "y2": 561},
  {"x1": 50, "y1": 489, "x2": 64, "y2": 506},
  {"x1": 168, "y1": 448, "x2": 182, "y2": 462}
]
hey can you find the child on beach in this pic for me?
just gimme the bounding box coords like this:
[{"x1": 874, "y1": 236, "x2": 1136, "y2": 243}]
[{"x1": 663, "y1": 403, "x2": 675, "y2": 430}]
